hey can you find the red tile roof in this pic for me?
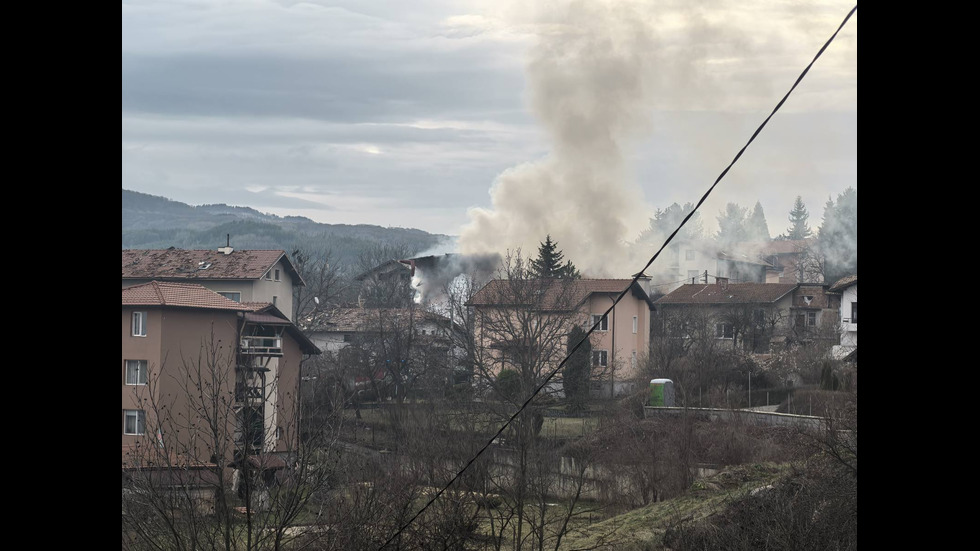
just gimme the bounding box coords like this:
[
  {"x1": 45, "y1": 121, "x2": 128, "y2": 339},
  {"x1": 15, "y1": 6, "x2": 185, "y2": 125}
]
[
  {"x1": 655, "y1": 282, "x2": 797, "y2": 305},
  {"x1": 122, "y1": 281, "x2": 251, "y2": 311},
  {"x1": 122, "y1": 248, "x2": 303, "y2": 285},
  {"x1": 468, "y1": 279, "x2": 652, "y2": 310},
  {"x1": 122, "y1": 283, "x2": 320, "y2": 355}
]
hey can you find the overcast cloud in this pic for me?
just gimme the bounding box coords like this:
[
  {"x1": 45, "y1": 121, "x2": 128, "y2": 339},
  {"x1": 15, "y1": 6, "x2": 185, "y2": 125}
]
[{"x1": 122, "y1": 0, "x2": 857, "y2": 267}]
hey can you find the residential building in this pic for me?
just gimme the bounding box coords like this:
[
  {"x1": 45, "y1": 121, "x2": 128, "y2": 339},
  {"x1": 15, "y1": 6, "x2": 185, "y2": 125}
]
[
  {"x1": 653, "y1": 279, "x2": 839, "y2": 353},
  {"x1": 122, "y1": 281, "x2": 319, "y2": 474},
  {"x1": 829, "y1": 275, "x2": 857, "y2": 360},
  {"x1": 122, "y1": 242, "x2": 305, "y2": 321},
  {"x1": 657, "y1": 238, "x2": 823, "y2": 293},
  {"x1": 739, "y1": 239, "x2": 824, "y2": 284},
  {"x1": 467, "y1": 278, "x2": 655, "y2": 397},
  {"x1": 301, "y1": 306, "x2": 467, "y2": 397}
]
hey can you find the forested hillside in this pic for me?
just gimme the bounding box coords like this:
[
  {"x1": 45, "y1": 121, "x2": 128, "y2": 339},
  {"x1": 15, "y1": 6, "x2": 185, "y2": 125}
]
[{"x1": 122, "y1": 189, "x2": 452, "y2": 269}]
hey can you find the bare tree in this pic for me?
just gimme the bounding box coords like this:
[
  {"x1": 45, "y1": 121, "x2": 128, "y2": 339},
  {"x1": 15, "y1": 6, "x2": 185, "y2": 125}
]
[
  {"x1": 454, "y1": 250, "x2": 606, "y2": 550},
  {"x1": 292, "y1": 248, "x2": 347, "y2": 322}
]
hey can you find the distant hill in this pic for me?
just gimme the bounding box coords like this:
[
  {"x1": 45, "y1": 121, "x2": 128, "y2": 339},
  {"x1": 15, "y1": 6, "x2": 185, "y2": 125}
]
[{"x1": 122, "y1": 189, "x2": 453, "y2": 268}]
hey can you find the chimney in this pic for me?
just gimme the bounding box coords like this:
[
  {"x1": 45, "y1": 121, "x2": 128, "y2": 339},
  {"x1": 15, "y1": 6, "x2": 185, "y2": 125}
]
[{"x1": 217, "y1": 234, "x2": 234, "y2": 255}]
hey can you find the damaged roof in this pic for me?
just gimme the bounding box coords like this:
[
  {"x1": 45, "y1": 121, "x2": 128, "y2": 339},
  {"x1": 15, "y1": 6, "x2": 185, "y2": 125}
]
[
  {"x1": 303, "y1": 306, "x2": 454, "y2": 333},
  {"x1": 122, "y1": 248, "x2": 304, "y2": 286},
  {"x1": 655, "y1": 283, "x2": 797, "y2": 305}
]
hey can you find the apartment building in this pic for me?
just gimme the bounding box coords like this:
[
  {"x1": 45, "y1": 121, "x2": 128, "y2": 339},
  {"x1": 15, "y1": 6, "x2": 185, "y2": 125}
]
[
  {"x1": 122, "y1": 281, "x2": 319, "y2": 472},
  {"x1": 122, "y1": 243, "x2": 304, "y2": 321}
]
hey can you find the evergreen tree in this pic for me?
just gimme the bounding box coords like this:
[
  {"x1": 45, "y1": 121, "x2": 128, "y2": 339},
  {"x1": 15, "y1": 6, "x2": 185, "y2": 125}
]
[
  {"x1": 745, "y1": 201, "x2": 771, "y2": 242},
  {"x1": 785, "y1": 196, "x2": 813, "y2": 240},
  {"x1": 563, "y1": 326, "x2": 592, "y2": 413},
  {"x1": 817, "y1": 187, "x2": 857, "y2": 283},
  {"x1": 715, "y1": 203, "x2": 749, "y2": 246},
  {"x1": 642, "y1": 202, "x2": 704, "y2": 243},
  {"x1": 530, "y1": 235, "x2": 580, "y2": 279}
]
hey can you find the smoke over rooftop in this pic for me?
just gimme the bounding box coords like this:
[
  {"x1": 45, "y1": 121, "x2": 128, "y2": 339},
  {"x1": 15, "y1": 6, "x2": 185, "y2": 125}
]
[{"x1": 458, "y1": 1, "x2": 656, "y2": 277}]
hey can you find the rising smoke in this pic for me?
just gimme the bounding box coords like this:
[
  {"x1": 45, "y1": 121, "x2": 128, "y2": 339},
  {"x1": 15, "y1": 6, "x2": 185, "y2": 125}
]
[
  {"x1": 458, "y1": 1, "x2": 658, "y2": 277},
  {"x1": 456, "y1": 1, "x2": 851, "y2": 281}
]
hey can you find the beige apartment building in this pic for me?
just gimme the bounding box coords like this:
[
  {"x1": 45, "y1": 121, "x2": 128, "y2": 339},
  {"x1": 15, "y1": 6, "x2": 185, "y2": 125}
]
[
  {"x1": 467, "y1": 278, "x2": 655, "y2": 397},
  {"x1": 122, "y1": 281, "x2": 319, "y2": 473}
]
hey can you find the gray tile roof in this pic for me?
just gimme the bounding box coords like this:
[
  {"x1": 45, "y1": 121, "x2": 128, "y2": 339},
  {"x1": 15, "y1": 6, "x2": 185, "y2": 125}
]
[{"x1": 655, "y1": 283, "x2": 797, "y2": 305}]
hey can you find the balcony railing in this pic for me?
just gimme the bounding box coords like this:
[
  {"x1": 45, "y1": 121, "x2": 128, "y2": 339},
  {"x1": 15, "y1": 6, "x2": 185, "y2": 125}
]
[
  {"x1": 235, "y1": 383, "x2": 265, "y2": 403},
  {"x1": 240, "y1": 336, "x2": 283, "y2": 356}
]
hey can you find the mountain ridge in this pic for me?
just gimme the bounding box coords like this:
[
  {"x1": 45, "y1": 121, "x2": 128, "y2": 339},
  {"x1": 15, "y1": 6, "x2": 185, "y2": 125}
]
[{"x1": 122, "y1": 189, "x2": 453, "y2": 266}]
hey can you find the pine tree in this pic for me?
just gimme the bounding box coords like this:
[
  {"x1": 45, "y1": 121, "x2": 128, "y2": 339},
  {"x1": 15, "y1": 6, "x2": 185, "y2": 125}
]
[
  {"x1": 530, "y1": 235, "x2": 580, "y2": 279},
  {"x1": 817, "y1": 187, "x2": 857, "y2": 283},
  {"x1": 563, "y1": 326, "x2": 592, "y2": 412},
  {"x1": 786, "y1": 196, "x2": 813, "y2": 240},
  {"x1": 745, "y1": 201, "x2": 771, "y2": 242},
  {"x1": 715, "y1": 203, "x2": 749, "y2": 246}
]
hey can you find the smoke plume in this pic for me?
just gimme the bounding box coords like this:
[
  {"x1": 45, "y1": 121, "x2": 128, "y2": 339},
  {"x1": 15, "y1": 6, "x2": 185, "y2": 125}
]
[{"x1": 458, "y1": 1, "x2": 658, "y2": 277}]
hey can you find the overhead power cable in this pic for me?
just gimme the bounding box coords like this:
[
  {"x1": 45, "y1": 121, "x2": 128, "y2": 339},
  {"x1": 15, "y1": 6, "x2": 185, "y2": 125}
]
[{"x1": 378, "y1": 5, "x2": 857, "y2": 548}]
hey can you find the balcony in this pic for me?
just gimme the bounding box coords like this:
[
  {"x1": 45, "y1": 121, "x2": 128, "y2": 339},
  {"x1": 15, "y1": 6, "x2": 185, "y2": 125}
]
[
  {"x1": 240, "y1": 336, "x2": 283, "y2": 356},
  {"x1": 235, "y1": 383, "x2": 265, "y2": 403}
]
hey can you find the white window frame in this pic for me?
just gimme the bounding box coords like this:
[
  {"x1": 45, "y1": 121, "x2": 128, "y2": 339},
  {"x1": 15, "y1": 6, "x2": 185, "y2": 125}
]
[
  {"x1": 264, "y1": 270, "x2": 273, "y2": 281},
  {"x1": 132, "y1": 311, "x2": 147, "y2": 337},
  {"x1": 632, "y1": 315, "x2": 638, "y2": 334},
  {"x1": 124, "y1": 410, "x2": 146, "y2": 435},
  {"x1": 807, "y1": 311, "x2": 817, "y2": 326},
  {"x1": 125, "y1": 360, "x2": 148, "y2": 385},
  {"x1": 274, "y1": 269, "x2": 281, "y2": 282},
  {"x1": 591, "y1": 314, "x2": 608, "y2": 331},
  {"x1": 715, "y1": 322, "x2": 734, "y2": 339},
  {"x1": 592, "y1": 349, "x2": 608, "y2": 367}
]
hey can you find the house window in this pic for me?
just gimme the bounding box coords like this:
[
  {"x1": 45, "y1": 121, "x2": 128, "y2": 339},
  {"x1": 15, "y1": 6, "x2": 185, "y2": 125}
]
[
  {"x1": 592, "y1": 350, "x2": 608, "y2": 367},
  {"x1": 132, "y1": 311, "x2": 147, "y2": 337},
  {"x1": 795, "y1": 311, "x2": 817, "y2": 327},
  {"x1": 219, "y1": 291, "x2": 242, "y2": 302},
  {"x1": 274, "y1": 269, "x2": 281, "y2": 282},
  {"x1": 125, "y1": 360, "x2": 148, "y2": 385},
  {"x1": 851, "y1": 302, "x2": 857, "y2": 323},
  {"x1": 715, "y1": 323, "x2": 733, "y2": 339},
  {"x1": 631, "y1": 350, "x2": 637, "y2": 370},
  {"x1": 124, "y1": 410, "x2": 146, "y2": 435},
  {"x1": 273, "y1": 295, "x2": 278, "y2": 306},
  {"x1": 264, "y1": 270, "x2": 273, "y2": 281},
  {"x1": 685, "y1": 250, "x2": 696, "y2": 261},
  {"x1": 753, "y1": 309, "x2": 765, "y2": 326},
  {"x1": 633, "y1": 315, "x2": 638, "y2": 334},
  {"x1": 591, "y1": 314, "x2": 608, "y2": 331}
]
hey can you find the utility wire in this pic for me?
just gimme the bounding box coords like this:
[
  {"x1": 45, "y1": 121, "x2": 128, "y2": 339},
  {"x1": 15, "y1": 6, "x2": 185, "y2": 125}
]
[{"x1": 378, "y1": 5, "x2": 857, "y2": 548}]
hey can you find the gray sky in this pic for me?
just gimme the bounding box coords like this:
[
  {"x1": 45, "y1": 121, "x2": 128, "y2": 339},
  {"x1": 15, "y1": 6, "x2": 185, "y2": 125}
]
[{"x1": 122, "y1": 0, "x2": 856, "y2": 267}]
